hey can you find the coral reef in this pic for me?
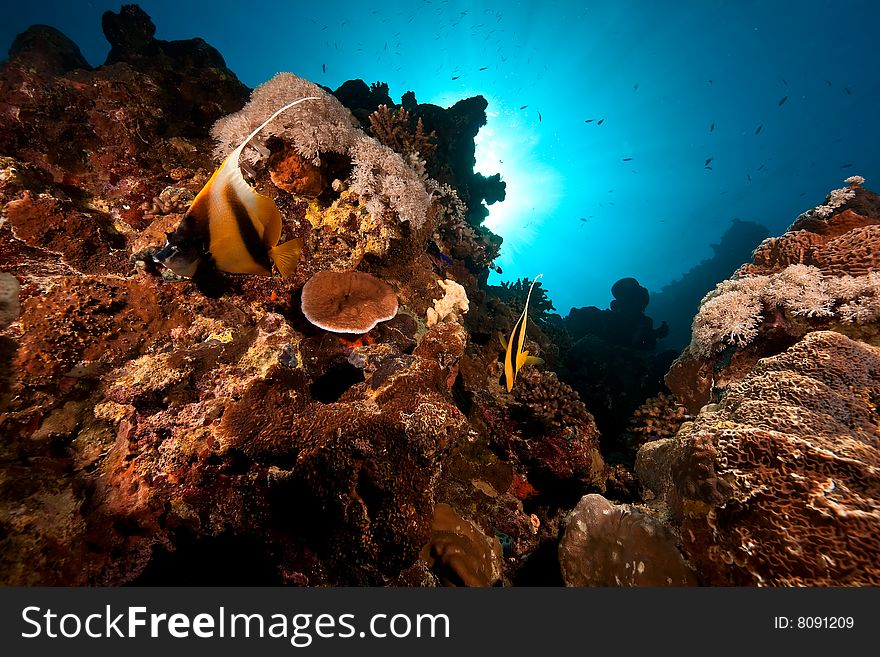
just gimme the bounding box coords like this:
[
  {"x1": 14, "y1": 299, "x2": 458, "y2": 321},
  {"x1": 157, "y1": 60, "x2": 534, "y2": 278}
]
[
  {"x1": 636, "y1": 183, "x2": 880, "y2": 586},
  {"x1": 638, "y1": 331, "x2": 880, "y2": 585},
  {"x1": 0, "y1": 6, "x2": 591, "y2": 587},
  {"x1": 668, "y1": 180, "x2": 880, "y2": 413},
  {"x1": 559, "y1": 278, "x2": 678, "y2": 449},
  {"x1": 5, "y1": 4, "x2": 874, "y2": 590},
  {"x1": 558, "y1": 494, "x2": 697, "y2": 586}
]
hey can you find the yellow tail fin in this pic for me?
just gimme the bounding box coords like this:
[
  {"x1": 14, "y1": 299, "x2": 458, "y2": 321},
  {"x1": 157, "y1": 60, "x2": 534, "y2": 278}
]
[{"x1": 270, "y1": 238, "x2": 303, "y2": 278}]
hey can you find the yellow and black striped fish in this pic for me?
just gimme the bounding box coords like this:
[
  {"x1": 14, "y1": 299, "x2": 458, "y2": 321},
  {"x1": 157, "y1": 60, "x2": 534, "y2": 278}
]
[
  {"x1": 502, "y1": 274, "x2": 546, "y2": 392},
  {"x1": 155, "y1": 96, "x2": 318, "y2": 279}
]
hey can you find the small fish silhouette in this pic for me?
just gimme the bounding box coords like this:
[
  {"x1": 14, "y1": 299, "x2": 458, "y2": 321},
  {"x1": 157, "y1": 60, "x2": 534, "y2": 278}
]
[
  {"x1": 755, "y1": 125, "x2": 763, "y2": 135},
  {"x1": 778, "y1": 95, "x2": 788, "y2": 106}
]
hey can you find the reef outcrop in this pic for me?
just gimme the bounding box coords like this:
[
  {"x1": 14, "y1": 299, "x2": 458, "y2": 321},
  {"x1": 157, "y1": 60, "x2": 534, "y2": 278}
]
[
  {"x1": 0, "y1": 6, "x2": 595, "y2": 586},
  {"x1": 638, "y1": 181, "x2": 880, "y2": 586},
  {"x1": 3, "y1": 6, "x2": 876, "y2": 589}
]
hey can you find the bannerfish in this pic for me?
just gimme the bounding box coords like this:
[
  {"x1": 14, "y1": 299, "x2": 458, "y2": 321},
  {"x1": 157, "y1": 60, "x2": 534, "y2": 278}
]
[
  {"x1": 502, "y1": 274, "x2": 546, "y2": 392},
  {"x1": 155, "y1": 96, "x2": 318, "y2": 279}
]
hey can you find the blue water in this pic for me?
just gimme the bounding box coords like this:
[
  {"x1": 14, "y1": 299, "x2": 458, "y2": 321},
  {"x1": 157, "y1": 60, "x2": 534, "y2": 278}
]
[{"x1": 3, "y1": 0, "x2": 878, "y2": 316}]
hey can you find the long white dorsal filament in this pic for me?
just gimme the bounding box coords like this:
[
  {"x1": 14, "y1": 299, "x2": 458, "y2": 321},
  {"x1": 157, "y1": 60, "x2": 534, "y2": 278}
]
[{"x1": 231, "y1": 96, "x2": 321, "y2": 163}]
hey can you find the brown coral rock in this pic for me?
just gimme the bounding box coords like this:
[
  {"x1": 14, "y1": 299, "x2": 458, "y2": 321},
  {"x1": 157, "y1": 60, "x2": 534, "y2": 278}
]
[
  {"x1": 419, "y1": 503, "x2": 502, "y2": 587},
  {"x1": 15, "y1": 275, "x2": 172, "y2": 383},
  {"x1": 6, "y1": 193, "x2": 129, "y2": 274},
  {"x1": 559, "y1": 494, "x2": 697, "y2": 587},
  {"x1": 639, "y1": 331, "x2": 880, "y2": 586}
]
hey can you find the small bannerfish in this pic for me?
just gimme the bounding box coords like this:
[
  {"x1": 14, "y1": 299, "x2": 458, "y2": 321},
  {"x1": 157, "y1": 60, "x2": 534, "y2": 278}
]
[
  {"x1": 502, "y1": 274, "x2": 545, "y2": 392},
  {"x1": 155, "y1": 97, "x2": 317, "y2": 280}
]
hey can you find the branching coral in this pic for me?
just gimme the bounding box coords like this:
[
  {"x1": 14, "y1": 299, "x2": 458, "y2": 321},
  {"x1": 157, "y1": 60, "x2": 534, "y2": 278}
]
[
  {"x1": 369, "y1": 104, "x2": 436, "y2": 161},
  {"x1": 511, "y1": 369, "x2": 591, "y2": 430},
  {"x1": 624, "y1": 392, "x2": 690, "y2": 453},
  {"x1": 494, "y1": 277, "x2": 555, "y2": 324}
]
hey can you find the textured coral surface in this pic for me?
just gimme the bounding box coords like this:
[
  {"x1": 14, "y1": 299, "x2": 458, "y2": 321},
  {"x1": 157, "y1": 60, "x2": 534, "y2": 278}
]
[
  {"x1": 638, "y1": 331, "x2": 880, "y2": 585},
  {"x1": 0, "y1": 7, "x2": 600, "y2": 587},
  {"x1": 4, "y1": 5, "x2": 877, "y2": 589}
]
